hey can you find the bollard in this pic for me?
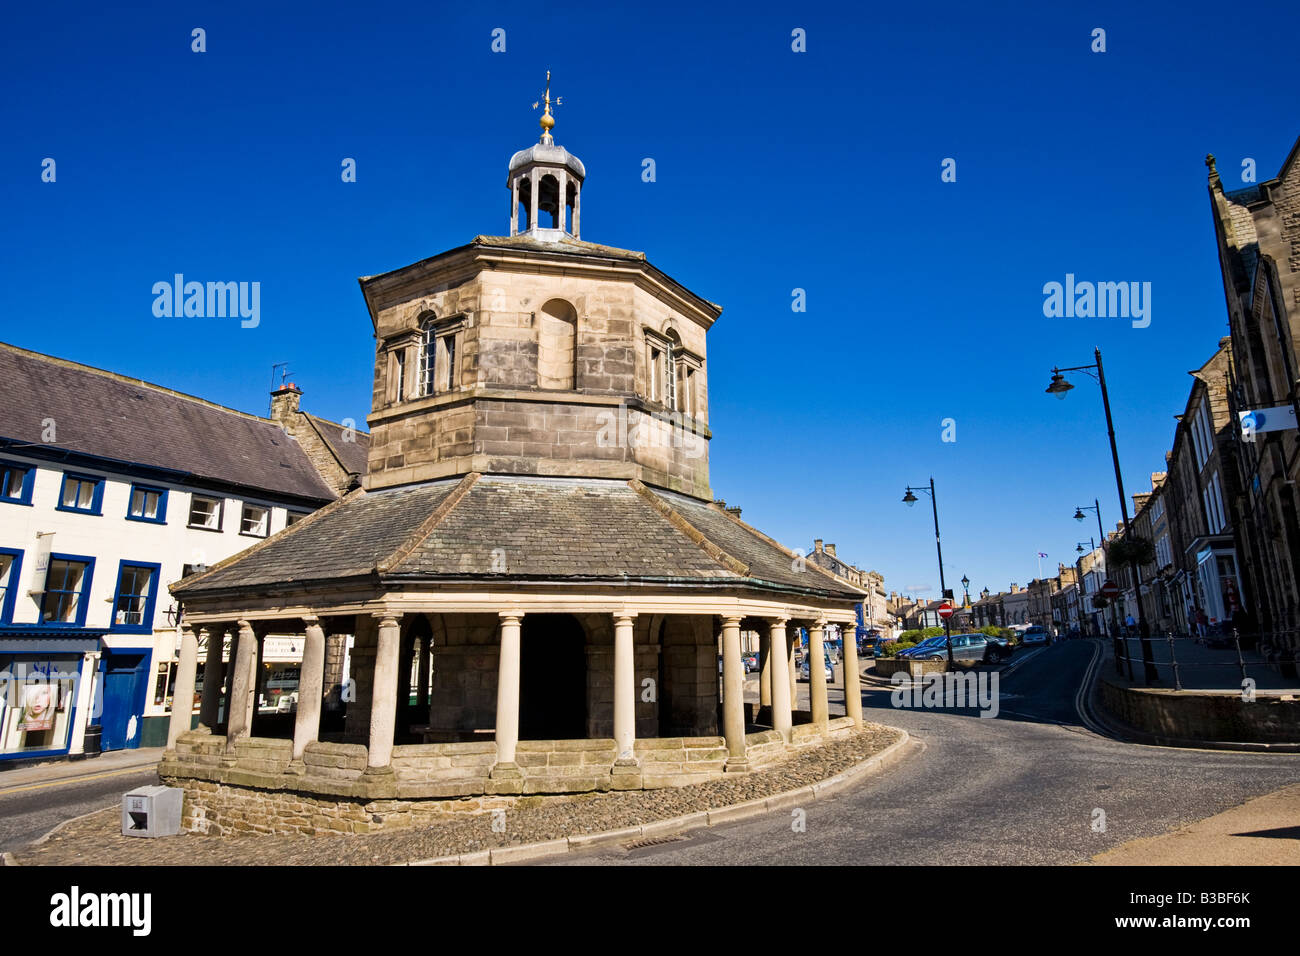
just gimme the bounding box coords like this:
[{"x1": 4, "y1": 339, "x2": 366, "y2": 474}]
[
  {"x1": 1233, "y1": 628, "x2": 1248, "y2": 687},
  {"x1": 1166, "y1": 631, "x2": 1182, "y2": 692}
]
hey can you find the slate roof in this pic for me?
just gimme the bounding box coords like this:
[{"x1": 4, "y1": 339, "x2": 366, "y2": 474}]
[
  {"x1": 304, "y1": 413, "x2": 369, "y2": 477},
  {"x1": 0, "y1": 342, "x2": 337, "y2": 502},
  {"x1": 173, "y1": 474, "x2": 863, "y2": 601}
]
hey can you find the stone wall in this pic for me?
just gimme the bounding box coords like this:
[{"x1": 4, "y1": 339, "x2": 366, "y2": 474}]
[
  {"x1": 364, "y1": 268, "x2": 713, "y2": 499},
  {"x1": 1099, "y1": 678, "x2": 1300, "y2": 745},
  {"x1": 426, "y1": 614, "x2": 500, "y2": 735},
  {"x1": 634, "y1": 736, "x2": 727, "y2": 788},
  {"x1": 163, "y1": 717, "x2": 857, "y2": 836}
]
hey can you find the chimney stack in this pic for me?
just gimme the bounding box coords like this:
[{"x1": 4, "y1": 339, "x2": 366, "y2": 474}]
[
  {"x1": 826, "y1": 543, "x2": 836, "y2": 557},
  {"x1": 270, "y1": 383, "x2": 303, "y2": 424},
  {"x1": 814, "y1": 539, "x2": 824, "y2": 552}
]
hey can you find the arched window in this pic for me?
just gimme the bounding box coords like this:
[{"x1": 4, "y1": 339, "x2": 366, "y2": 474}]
[
  {"x1": 663, "y1": 330, "x2": 681, "y2": 411},
  {"x1": 538, "y1": 174, "x2": 561, "y2": 228},
  {"x1": 538, "y1": 299, "x2": 577, "y2": 390},
  {"x1": 417, "y1": 314, "x2": 464, "y2": 397}
]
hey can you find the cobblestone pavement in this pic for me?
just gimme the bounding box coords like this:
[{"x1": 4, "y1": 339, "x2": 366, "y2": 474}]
[{"x1": 10, "y1": 725, "x2": 901, "y2": 866}]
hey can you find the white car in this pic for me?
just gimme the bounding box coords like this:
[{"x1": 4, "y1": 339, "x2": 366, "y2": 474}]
[{"x1": 1021, "y1": 625, "x2": 1050, "y2": 646}]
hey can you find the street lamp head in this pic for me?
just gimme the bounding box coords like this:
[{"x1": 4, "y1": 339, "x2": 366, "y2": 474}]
[
  {"x1": 961, "y1": 574, "x2": 969, "y2": 588},
  {"x1": 1073, "y1": 508, "x2": 1086, "y2": 522},
  {"x1": 902, "y1": 489, "x2": 918, "y2": 507},
  {"x1": 1076, "y1": 543, "x2": 1085, "y2": 553},
  {"x1": 1046, "y1": 371, "x2": 1074, "y2": 400}
]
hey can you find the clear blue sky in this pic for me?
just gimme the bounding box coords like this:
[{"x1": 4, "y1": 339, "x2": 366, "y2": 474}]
[{"x1": 3, "y1": 1, "x2": 1297, "y2": 600}]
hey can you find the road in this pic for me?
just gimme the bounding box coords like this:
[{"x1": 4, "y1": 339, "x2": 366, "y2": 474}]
[
  {"x1": 0, "y1": 765, "x2": 159, "y2": 854},
  {"x1": 554, "y1": 640, "x2": 1300, "y2": 865}
]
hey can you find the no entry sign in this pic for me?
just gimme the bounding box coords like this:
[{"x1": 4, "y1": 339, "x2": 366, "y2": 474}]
[
  {"x1": 1100, "y1": 581, "x2": 1120, "y2": 599},
  {"x1": 938, "y1": 601, "x2": 954, "y2": 619}
]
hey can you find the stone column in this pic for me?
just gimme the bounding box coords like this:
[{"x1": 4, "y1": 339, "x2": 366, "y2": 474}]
[
  {"x1": 291, "y1": 617, "x2": 326, "y2": 765},
  {"x1": 557, "y1": 170, "x2": 568, "y2": 232},
  {"x1": 768, "y1": 619, "x2": 792, "y2": 742},
  {"x1": 366, "y1": 613, "x2": 402, "y2": 773},
  {"x1": 843, "y1": 621, "x2": 863, "y2": 727},
  {"x1": 808, "y1": 620, "x2": 829, "y2": 729},
  {"x1": 721, "y1": 616, "x2": 748, "y2": 770},
  {"x1": 758, "y1": 630, "x2": 771, "y2": 708},
  {"x1": 198, "y1": 627, "x2": 225, "y2": 729},
  {"x1": 225, "y1": 620, "x2": 257, "y2": 753},
  {"x1": 529, "y1": 171, "x2": 539, "y2": 230},
  {"x1": 572, "y1": 185, "x2": 581, "y2": 238},
  {"x1": 613, "y1": 613, "x2": 637, "y2": 762},
  {"x1": 788, "y1": 626, "x2": 799, "y2": 710},
  {"x1": 510, "y1": 177, "x2": 519, "y2": 235},
  {"x1": 491, "y1": 612, "x2": 524, "y2": 780},
  {"x1": 166, "y1": 625, "x2": 200, "y2": 750}
]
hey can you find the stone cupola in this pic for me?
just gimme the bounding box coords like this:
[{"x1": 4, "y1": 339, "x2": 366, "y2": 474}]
[
  {"x1": 357, "y1": 75, "x2": 723, "y2": 500},
  {"x1": 508, "y1": 71, "x2": 585, "y2": 240}
]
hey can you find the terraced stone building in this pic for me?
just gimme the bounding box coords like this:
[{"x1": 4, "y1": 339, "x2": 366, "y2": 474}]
[{"x1": 161, "y1": 98, "x2": 865, "y2": 832}]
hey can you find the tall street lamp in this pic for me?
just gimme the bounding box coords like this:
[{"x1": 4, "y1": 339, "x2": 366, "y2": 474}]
[
  {"x1": 903, "y1": 478, "x2": 954, "y2": 666},
  {"x1": 1049, "y1": 349, "x2": 1157, "y2": 683}
]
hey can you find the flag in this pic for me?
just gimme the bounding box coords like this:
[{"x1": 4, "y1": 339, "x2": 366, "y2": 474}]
[{"x1": 1037, "y1": 552, "x2": 1048, "y2": 558}]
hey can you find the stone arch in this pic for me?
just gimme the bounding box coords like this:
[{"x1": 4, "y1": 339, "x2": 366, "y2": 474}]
[
  {"x1": 516, "y1": 176, "x2": 533, "y2": 232},
  {"x1": 537, "y1": 298, "x2": 577, "y2": 390},
  {"x1": 538, "y1": 173, "x2": 561, "y2": 228}
]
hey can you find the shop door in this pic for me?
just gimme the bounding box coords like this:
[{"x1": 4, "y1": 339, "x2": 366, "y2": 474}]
[{"x1": 100, "y1": 653, "x2": 147, "y2": 751}]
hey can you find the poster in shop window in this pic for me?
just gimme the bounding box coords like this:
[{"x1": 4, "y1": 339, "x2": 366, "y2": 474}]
[{"x1": 18, "y1": 683, "x2": 55, "y2": 731}]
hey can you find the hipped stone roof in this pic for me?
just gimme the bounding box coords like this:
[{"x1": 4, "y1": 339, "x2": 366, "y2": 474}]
[{"x1": 173, "y1": 474, "x2": 863, "y2": 602}]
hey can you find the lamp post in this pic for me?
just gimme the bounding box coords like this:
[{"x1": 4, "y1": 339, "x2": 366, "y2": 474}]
[
  {"x1": 1049, "y1": 349, "x2": 1157, "y2": 683},
  {"x1": 903, "y1": 478, "x2": 954, "y2": 666}
]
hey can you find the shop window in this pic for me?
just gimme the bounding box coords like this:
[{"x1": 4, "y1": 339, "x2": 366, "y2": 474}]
[
  {"x1": 112, "y1": 562, "x2": 159, "y2": 633},
  {"x1": 0, "y1": 660, "x2": 79, "y2": 757},
  {"x1": 0, "y1": 549, "x2": 22, "y2": 623},
  {"x1": 0, "y1": 461, "x2": 34, "y2": 505},
  {"x1": 40, "y1": 555, "x2": 94, "y2": 626},
  {"x1": 126, "y1": 484, "x2": 168, "y2": 524},
  {"x1": 154, "y1": 661, "x2": 176, "y2": 708},
  {"x1": 188, "y1": 494, "x2": 223, "y2": 531},
  {"x1": 57, "y1": 473, "x2": 104, "y2": 515},
  {"x1": 240, "y1": 503, "x2": 270, "y2": 537}
]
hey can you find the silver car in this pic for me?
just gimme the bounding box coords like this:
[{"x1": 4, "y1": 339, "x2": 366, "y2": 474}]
[
  {"x1": 915, "y1": 633, "x2": 1003, "y2": 664},
  {"x1": 798, "y1": 653, "x2": 834, "y2": 682}
]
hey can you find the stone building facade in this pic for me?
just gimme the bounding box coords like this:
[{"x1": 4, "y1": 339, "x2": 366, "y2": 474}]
[
  {"x1": 1207, "y1": 140, "x2": 1300, "y2": 664},
  {"x1": 160, "y1": 102, "x2": 866, "y2": 833}
]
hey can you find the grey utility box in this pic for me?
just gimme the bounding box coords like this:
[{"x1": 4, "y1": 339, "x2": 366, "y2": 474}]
[{"x1": 121, "y1": 785, "x2": 183, "y2": 838}]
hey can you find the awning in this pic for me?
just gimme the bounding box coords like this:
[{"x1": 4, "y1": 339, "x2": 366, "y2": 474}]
[{"x1": 0, "y1": 629, "x2": 105, "y2": 655}]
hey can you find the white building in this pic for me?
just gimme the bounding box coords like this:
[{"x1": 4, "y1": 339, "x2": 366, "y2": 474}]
[{"x1": 0, "y1": 343, "x2": 366, "y2": 762}]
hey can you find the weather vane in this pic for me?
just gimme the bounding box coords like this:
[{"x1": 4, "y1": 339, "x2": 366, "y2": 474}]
[{"x1": 531, "y1": 70, "x2": 561, "y2": 145}]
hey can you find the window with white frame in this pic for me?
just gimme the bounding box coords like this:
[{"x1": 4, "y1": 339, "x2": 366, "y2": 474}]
[
  {"x1": 188, "y1": 495, "x2": 223, "y2": 531},
  {"x1": 240, "y1": 503, "x2": 269, "y2": 537},
  {"x1": 417, "y1": 316, "x2": 463, "y2": 397},
  {"x1": 127, "y1": 484, "x2": 167, "y2": 523}
]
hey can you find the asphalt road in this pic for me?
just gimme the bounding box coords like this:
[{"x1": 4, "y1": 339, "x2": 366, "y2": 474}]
[
  {"x1": 555, "y1": 640, "x2": 1300, "y2": 865},
  {"x1": 0, "y1": 766, "x2": 159, "y2": 854}
]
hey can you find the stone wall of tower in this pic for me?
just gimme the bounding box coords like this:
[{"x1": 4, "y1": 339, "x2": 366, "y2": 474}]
[{"x1": 364, "y1": 264, "x2": 714, "y2": 498}]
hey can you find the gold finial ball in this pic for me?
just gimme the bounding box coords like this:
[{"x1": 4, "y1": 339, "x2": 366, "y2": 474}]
[{"x1": 540, "y1": 111, "x2": 555, "y2": 131}]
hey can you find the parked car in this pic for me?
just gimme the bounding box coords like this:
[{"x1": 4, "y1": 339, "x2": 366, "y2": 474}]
[
  {"x1": 742, "y1": 651, "x2": 760, "y2": 672},
  {"x1": 895, "y1": 636, "x2": 950, "y2": 659},
  {"x1": 799, "y1": 653, "x2": 834, "y2": 682},
  {"x1": 913, "y1": 633, "x2": 1008, "y2": 664},
  {"x1": 1021, "y1": 625, "x2": 1051, "y2": 646}
]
